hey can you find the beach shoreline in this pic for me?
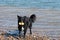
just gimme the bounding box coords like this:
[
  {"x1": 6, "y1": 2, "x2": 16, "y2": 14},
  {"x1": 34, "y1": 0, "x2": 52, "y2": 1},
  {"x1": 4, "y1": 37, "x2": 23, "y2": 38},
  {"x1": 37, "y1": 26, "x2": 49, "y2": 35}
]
[{"x1": 0, "y1": 6, "x2": 60, "y2": 40}]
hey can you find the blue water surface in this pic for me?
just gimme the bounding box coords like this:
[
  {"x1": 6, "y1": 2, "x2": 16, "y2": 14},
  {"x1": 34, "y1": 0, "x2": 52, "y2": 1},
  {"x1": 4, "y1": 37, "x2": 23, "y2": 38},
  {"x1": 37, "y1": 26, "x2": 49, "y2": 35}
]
[{"x1": 0, "y1": 0, "x2": 60, "y2": 9}]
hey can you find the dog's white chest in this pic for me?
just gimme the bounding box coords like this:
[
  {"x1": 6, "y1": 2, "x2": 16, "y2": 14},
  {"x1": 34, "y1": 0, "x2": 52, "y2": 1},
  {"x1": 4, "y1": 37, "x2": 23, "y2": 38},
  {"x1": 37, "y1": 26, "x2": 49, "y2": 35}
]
[{"x1": 22, "y1": 27, "x2": 24, "y2": 31}]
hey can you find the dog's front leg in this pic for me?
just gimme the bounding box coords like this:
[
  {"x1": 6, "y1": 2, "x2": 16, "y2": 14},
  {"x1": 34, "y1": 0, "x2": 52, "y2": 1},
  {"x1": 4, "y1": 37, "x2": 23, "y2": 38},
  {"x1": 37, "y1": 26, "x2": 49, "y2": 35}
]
[
  {"x1": 24, "y1": 27, "x2": 27, "y2": 38},
  {"x1": 18, "y1": 27, "x2": 21, "y2": 37}
]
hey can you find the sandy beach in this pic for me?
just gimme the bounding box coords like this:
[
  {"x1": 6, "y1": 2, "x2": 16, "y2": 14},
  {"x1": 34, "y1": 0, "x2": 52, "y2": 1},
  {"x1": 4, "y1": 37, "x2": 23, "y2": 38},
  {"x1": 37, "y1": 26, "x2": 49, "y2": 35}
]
[{"x1": 0, "y1": 6, "x2": 60, "y2": 40}]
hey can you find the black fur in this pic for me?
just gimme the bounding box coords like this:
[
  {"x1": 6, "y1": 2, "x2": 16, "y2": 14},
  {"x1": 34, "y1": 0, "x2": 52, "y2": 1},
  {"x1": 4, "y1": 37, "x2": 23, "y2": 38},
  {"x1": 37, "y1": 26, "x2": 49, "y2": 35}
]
[{"x1": 17, "y1": 14, "x2": 36, "y2": 38}]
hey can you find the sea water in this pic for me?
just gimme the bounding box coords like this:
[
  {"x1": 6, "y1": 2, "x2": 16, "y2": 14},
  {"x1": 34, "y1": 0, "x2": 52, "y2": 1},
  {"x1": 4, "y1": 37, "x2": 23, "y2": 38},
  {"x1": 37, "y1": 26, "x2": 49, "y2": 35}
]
[{"x1": 0, "y1": 0, "x2": 60, "y2": 10}]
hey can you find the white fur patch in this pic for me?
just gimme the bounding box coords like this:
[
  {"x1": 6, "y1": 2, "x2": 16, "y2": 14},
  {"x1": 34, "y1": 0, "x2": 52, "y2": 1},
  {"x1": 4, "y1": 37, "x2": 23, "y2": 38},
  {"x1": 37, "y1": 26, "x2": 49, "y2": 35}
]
[{"x1": 22, "y1": 27, "x2": 24, "y2": 31}]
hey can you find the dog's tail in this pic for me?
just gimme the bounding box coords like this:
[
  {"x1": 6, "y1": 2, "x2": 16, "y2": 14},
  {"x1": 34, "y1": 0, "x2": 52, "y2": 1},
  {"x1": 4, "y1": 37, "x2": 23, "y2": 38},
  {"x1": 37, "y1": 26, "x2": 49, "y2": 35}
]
[{"x1": 30, "y1": 14, "x2": 36, "y2": 23}]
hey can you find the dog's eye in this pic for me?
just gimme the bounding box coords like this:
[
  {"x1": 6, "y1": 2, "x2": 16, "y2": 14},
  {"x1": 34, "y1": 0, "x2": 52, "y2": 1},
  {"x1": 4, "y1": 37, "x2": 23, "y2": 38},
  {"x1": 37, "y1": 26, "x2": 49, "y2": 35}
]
[
  {"x1": 21, "y1": 22, "x2": 24, "y2": 25},
  {"x1": 19, "y1": 22, "x2": 24, "y2": 25},
  {"x1": 19, "y1": 22, "x2": 22, "y2": 25}
]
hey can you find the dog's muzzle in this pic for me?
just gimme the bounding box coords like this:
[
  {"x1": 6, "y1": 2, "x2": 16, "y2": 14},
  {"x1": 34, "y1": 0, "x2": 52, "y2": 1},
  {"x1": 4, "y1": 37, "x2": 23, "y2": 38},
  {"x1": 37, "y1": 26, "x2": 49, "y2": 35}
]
[{"x1": 19, "y1": 22, "x2": 24, "y2": 26}]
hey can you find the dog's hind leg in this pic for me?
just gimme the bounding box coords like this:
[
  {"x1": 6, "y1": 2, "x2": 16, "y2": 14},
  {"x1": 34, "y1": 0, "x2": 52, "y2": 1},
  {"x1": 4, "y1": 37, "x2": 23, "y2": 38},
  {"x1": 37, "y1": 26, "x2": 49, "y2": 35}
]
[
  {"x1": 29, "y1": 23, "x2": 32, "y2": 34},
  {"x1": 30, "y1": 28, "x2": 32, "y2": 34}
]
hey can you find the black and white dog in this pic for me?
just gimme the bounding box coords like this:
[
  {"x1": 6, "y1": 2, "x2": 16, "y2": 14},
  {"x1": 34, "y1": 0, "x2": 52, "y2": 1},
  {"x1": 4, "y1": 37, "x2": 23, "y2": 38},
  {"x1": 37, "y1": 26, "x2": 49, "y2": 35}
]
[{"x1": 17, "y1": 14, "x2": 36, "y2": 38}]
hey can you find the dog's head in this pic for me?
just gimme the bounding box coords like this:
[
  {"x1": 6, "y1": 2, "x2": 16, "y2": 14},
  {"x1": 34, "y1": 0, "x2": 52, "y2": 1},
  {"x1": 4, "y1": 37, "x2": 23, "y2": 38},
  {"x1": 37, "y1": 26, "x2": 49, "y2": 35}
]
[{"x1": 17, "y1": 16, "x2": 25, "y2": 26}]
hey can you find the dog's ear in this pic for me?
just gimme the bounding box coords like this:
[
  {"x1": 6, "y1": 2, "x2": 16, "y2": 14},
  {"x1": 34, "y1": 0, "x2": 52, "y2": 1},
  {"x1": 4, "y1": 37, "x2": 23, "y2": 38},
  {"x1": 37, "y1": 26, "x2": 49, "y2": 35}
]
[
  {"x1": 30, "y1": 14, "x2": 36, "y2": 23},
  {"x1": 17, "y1": 15, "x2": 20, "y2": 18},
  {"x1": 17, "y1": 15, "x2": 21, "y2": 19}
]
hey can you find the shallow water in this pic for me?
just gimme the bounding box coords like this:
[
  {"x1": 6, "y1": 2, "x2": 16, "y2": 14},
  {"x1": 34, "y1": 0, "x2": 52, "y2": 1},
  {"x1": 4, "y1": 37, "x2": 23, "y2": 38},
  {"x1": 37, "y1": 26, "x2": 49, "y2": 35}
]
[
  {"x1": 0, "y1": 7, "x2": 60, "y2": 39},
  {"x1": 0, "y1": 7, "x2": 60, "y2": 29}
]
